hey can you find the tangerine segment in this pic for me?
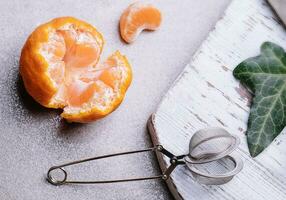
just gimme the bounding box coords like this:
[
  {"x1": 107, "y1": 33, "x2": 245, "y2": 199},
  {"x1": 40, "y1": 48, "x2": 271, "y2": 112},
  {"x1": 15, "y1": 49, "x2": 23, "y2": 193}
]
[
  {"x1": 20, "y1": 17, "x2": 132, "y2": 123},
  {"x1": 61, "y1": 51, "x2": 132, "y2": 123},
  {"x1": 120, "y1": 2, "x2": 162, "y2": 43}
]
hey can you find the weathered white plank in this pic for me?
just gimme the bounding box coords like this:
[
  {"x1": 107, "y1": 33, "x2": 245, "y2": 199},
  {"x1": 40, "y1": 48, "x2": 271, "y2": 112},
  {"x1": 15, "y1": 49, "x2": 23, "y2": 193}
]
[{"x1": 150, "y1": 0, "x2": 286, "y2": 199}]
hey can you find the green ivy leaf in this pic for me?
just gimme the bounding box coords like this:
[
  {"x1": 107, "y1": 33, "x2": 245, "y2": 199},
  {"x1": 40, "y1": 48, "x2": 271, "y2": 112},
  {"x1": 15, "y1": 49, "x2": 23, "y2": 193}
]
[{"x1": 233, "y1": 42, "x2": 286, "y2": 157}]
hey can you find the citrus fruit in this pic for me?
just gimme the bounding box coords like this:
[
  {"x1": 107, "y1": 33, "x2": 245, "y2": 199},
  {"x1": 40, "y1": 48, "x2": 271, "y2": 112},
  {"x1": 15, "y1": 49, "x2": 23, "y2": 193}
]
[
  {"x1": 20, "y1": 17, "x2": 132, "y2": 123},
  {"x1": 120, "y1": 2, "x2": 162, "y2": 43}
]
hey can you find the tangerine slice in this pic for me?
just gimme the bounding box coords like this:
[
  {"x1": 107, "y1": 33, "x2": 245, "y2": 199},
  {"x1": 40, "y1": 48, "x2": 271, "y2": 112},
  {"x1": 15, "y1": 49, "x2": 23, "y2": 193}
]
[
  {"x1": 120, "y1": 2, "x2": 162, "y2": 43},
  {"x1": 20, "y1": 17, "x2": 132, "y2": 123}
]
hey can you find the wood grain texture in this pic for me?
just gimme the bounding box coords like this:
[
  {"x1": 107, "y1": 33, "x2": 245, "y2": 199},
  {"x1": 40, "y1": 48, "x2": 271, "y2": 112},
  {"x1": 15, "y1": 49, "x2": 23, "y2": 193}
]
[{"x1": 150, "y1": 0, "x2": 286, "y2": 199}]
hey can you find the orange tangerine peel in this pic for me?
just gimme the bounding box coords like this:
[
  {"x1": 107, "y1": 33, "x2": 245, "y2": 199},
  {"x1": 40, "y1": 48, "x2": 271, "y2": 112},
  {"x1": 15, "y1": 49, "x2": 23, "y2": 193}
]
[
  {"x1": 20, "y1": 17, "x2": 132, "y2": 123},
  {"x1": 120, "y1": 2, "x2": 162, "y2": 43}
]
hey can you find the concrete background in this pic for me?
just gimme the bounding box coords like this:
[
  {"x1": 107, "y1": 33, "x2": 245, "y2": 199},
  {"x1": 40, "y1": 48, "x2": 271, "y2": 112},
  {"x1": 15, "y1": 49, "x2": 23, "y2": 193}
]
[{"x1": 0, "y1": 0, "x2": 229, "y2": 199}]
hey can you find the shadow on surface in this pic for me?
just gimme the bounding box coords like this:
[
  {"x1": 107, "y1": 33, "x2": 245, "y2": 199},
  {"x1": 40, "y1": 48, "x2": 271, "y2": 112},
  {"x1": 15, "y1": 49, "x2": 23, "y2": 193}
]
[
  {"x1": 57, "y1": 120, "x2": 85, "y2": 136},
  {"x1": 17, "y1": 74, "x2": 53, "y2": 114}
]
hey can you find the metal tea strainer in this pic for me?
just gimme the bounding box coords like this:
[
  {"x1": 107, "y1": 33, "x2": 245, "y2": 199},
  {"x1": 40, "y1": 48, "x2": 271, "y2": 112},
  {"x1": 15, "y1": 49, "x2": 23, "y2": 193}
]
[{"x1": 47, "y1": 125, "x2": 243, "y2": 186}]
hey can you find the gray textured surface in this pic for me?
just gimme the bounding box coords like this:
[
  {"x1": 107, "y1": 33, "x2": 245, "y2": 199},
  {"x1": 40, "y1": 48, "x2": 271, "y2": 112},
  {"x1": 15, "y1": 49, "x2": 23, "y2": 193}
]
[
  {"x1": 268, "y1": 0, "x2": 286, "y2": 26},
  {"x1": 0, "y1": 0, "x2": 229, "y2": 199}
]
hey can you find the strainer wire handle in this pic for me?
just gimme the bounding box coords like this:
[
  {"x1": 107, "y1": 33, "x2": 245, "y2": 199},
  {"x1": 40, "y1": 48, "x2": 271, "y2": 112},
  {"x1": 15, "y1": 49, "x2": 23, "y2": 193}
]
[{"x1": 47, "y1": 145, "x2": 184, "y2": 185}]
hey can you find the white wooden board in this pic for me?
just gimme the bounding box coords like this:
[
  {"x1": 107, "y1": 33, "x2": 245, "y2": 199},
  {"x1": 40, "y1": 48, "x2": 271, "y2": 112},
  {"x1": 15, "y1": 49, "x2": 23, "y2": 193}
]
[{"x1": 149, "y1": 0, "x2": 286, "y2": 199}]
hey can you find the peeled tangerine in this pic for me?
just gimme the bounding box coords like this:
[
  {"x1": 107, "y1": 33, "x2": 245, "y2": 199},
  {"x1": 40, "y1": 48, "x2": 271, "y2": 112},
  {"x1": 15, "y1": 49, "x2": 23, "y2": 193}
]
[
  {"x1": 120, "y1": 2, "x2": 162, "y2": 43},
  {"x1": 20, "y1": 17, "x2": 132, "y2": 123}
]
